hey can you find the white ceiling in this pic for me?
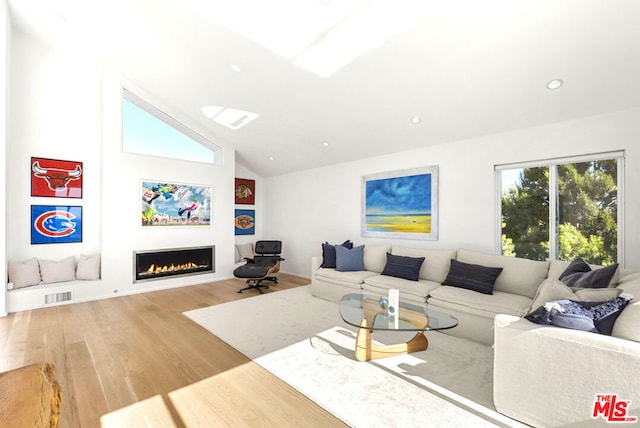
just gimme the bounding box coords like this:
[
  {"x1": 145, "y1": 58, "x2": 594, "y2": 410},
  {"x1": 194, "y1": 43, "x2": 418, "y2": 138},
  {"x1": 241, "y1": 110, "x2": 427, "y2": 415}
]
[{"x1": 7, "y1": 0, "x2": 640, "y2": 177}]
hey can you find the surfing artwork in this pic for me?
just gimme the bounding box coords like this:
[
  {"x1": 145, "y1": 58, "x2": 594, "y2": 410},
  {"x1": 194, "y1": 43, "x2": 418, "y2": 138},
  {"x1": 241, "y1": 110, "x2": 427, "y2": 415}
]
[
  {"x1": 141, "y1": 181, "x2": 211, "y2": 227},
  {"x1": 362, "y1": 166, "x2": 438, "y2": 240}
]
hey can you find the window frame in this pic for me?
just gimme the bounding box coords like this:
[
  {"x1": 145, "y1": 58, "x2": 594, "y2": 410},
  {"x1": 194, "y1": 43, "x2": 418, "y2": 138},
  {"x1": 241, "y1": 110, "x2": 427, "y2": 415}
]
[
  {"x1": 122, "y1": 88, "x2": 222, "y2": 165},
  {"x1": 495, "y1": 151, "x2": 625, "y2": 266}
]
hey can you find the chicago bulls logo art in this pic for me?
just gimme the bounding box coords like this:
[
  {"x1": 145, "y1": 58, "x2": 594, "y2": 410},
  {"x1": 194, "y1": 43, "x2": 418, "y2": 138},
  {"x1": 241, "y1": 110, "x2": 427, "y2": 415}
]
[
  {"x1": 31, "y1": 205, "x2": 83, "y2": 244},
  {"x1": 31, "y1": 157, "x2": 83, "y2": 198}
]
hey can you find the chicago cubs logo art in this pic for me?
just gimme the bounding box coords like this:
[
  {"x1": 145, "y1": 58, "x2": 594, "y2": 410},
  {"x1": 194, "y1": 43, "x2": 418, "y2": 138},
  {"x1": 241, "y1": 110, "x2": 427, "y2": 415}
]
[{"x1": 31, "y1": 205, "x2": 83, "y2": 244}]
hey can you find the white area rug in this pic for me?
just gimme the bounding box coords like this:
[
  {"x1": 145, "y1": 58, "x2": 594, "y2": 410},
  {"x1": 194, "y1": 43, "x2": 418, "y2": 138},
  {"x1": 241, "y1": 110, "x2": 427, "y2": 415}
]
[{"x1": 184, "y1": 286, "x2": 524, "y2": 427}]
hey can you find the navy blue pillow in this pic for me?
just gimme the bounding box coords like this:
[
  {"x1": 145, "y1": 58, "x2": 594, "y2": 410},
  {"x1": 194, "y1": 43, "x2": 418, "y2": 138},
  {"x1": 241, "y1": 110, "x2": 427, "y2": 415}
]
[
  {"x1": 335, "y1": 245, "x2": 364, "y2": 272},
  {"x1": 559, "y1": 257, "x2": 619, "y2": 289},
  {"x1": 525, "y1": 296, "x2": 631, "y2": 335},
  {"x1": 321, "y1": 240, "x2": 353, "y2": 268},
  {"x1": 442, "y1": 259, "x2": 503, "y2": 295},
  {"x1": 381, "y1": 253, "x2": 425, "y2": 281}
]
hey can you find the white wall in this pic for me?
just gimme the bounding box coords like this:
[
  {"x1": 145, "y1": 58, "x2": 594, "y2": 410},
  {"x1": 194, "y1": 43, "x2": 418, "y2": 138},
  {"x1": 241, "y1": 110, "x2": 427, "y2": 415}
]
[
  {"x1": 266, "y1": 107, "x2": 640, "y2": 278},
  {"x1": 4, "y1": 29, "x2": 236, "y2": 308},
  {"x1": 0, "y1": 0, "x2": 8, "y2": 316}
]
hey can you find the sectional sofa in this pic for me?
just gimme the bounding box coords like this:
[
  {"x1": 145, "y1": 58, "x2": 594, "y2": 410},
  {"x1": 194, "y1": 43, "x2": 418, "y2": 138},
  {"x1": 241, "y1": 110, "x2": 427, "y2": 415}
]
[{"x1": 310, "y1": 244, "x2": 640, "y2": 427}]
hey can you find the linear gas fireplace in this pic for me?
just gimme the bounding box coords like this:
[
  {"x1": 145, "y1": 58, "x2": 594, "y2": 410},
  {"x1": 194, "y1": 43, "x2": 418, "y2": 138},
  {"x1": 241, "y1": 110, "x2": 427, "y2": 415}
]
[{"x1": 133, "y1": 245, "x2": 214, "y2": 283}]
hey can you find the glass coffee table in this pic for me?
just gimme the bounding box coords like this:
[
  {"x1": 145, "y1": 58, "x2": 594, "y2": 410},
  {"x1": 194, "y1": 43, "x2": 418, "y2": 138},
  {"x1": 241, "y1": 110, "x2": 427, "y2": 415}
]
[{"x1": 339, "y1": 293, "x2": 458, "y2": 361}]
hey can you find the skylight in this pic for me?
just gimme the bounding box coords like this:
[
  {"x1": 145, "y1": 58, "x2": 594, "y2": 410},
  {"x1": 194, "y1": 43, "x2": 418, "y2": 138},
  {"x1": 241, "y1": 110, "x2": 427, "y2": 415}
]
[{"x1": 122, "y1": 89, "x2": 221, "y2": 164}]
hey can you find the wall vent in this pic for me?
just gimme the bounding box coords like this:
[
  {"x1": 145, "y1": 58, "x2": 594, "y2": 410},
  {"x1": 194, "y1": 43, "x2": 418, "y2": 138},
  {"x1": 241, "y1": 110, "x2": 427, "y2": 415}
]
[{"x1": 45, "y1": 291, "x2": 72, "y2": 305}]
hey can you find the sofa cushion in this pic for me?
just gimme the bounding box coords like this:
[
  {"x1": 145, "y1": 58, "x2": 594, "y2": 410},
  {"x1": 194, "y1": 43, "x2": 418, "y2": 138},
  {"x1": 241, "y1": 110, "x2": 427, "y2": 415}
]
[
  {"x1": 335, "y1": 245, "x2": 364, "y2": 272},
  {"x1": 391, "y1": 247, "x2": 456, "y2": 283},
  {"x1": 381, "y1": 253, "x2": 424, "y2": 281},
  {"x1": 429, "y1": 286, "x2": 532, "y2": 317},
  {"x1": 559, "y1": 257, "x2": 619, "y2": 289},
  {"x1": 363, "y1": 245, "x2": 391, "y2": 273},
  {"x1": 612, "y1": 301, "x2": 640, "y2": 342},
  {"x1": 456, "y1": 249, "x2": 549, "y2": 299},
  {"x1": 525, "y1": 296, "x2": 632, "y2": 335},
  {"x1": 315, "y1": 267, "x2": 377, "y2": 285},
  {"x1": 8, "y1": 258, "x2": 41, "y2": 289},
  {"x1": 362, "y1": 274, "x2": 441, "y2": 302},
  {"x1": 321, "y1": 240, "x2": 353, "y2": 268},
  {"x1": 442, "y1": 259, "x2": 503, "y2": 295},
  {"x1": 529, "y1": 278, "x2": 622, "y2": 312}
]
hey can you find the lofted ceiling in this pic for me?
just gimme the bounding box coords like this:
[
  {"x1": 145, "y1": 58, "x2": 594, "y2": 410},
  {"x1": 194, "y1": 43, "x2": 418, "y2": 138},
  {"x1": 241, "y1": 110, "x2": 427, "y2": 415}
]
[{"x1": 7, "y1": 0, "x2": 640, "y2": 177}]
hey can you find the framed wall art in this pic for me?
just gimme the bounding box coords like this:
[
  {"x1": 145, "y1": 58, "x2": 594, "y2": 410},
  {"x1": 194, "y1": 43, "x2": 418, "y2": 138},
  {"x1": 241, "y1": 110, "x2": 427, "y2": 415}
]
[
  {"x1": 31, "y1": 157, "x2": 83, "y2": 198},
  {"x1": 235, "y1": 178, "x2": 255, "y2": 205},
  {"x1": 234, "y1": 209, "x2": 255, "y2": 235},
  {"x1": 361, "y1": 166, "x2": 438, "y2": 240},
  {"x1": 31, "y1": 205, "x2": 83, "y2": 244},
  {"x1": 141, "y1": 181, "x2": 211, "y2": 226}
]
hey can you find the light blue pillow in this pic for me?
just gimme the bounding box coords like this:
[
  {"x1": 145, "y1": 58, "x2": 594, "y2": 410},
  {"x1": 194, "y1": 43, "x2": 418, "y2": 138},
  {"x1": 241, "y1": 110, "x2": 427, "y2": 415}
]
[{"x1": 335, "y1": 245, "x2": 365, "y2": 272}]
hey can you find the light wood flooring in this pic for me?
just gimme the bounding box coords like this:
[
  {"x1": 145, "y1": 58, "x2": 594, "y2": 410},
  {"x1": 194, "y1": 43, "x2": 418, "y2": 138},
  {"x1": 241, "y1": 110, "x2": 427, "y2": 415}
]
[{"x1": 0, "y1": 275, "x2": 348, "y2": 427}]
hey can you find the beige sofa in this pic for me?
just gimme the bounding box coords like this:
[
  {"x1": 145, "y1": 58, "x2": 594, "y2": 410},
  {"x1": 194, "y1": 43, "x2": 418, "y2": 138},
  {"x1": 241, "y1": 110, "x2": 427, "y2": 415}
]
[
  {"x1": 493, "y1": 272, "x2": 640, "y2": 428},
  {"x1": 311, "y1": 245, "x2": 640, "y2": 427},
  {"x1": 312, "y1": 246, "x2": 552, "y2": 345}
]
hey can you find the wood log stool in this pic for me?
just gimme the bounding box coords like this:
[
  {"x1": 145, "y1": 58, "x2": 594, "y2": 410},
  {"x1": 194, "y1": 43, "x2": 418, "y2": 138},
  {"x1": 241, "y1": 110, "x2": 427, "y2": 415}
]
[{"x1": 0, "y1": 362, "x2": 62, "y2": 427}]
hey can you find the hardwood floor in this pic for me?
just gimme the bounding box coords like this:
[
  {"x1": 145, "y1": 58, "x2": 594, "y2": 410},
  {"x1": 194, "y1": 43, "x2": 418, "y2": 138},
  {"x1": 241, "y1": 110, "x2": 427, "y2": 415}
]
[{"x1": 0, "y1": 275, "x2": 348, "y2": 427}]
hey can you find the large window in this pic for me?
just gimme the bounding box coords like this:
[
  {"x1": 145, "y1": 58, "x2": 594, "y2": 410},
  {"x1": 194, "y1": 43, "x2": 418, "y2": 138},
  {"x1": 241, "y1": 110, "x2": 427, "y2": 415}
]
[
  {"x1": 498, "y1": 152, "x2": 624, "y2": 265},
  {"x1": 122, "y1": 89, "x2": 221, "y2": 164}
]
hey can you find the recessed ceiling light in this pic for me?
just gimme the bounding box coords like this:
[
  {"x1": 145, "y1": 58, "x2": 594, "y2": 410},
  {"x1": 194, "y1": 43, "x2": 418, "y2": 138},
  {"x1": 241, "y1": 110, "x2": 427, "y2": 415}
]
[
  {"x1": 322, "y1": 141, "x2": 330, "y2": 147},
  {"x1": 231, "y1": 64, "x2": 241, "y2": 73},
  {"x1": 546, "y1": 79, "x2": 564, "y2": 90},
  {"x1": 411, "y1": 116, "x2": 422, "y2": 124},
  {"x1": 268, "y1": 156, "x2": 275, "y2": 161}
]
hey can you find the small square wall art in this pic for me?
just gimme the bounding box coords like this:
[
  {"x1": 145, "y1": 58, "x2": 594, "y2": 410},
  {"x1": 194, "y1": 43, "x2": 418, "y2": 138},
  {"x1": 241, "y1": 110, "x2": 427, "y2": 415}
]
[
  {"x1": 31, "y1": 205, "x2": 83, "y2": 244},
  {"x1": 235, "y1": 178, "x2": 255, "y2": 205},
  {"x1": 31, "y1": 157, "x2": 83, "y2": 198},
  {"x1": 235, "y1": 209, "x2": 255, "y2": 235}
]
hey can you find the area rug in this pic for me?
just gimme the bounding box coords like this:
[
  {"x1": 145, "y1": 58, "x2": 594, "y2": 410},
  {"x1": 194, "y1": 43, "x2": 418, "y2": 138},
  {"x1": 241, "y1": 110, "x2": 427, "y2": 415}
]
[{"x1": 183, "y1": 286, "x2": 524, "y2": 427}]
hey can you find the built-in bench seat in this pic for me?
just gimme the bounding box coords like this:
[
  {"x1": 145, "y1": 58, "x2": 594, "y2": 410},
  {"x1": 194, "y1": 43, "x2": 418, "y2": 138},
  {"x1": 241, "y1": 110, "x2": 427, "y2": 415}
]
[
  {"x1": 7, "y1": 254, "x2": 101, "y2": 312},
  {"x1": 6, "y1": 280, "x2": 103, "y2": 312}
]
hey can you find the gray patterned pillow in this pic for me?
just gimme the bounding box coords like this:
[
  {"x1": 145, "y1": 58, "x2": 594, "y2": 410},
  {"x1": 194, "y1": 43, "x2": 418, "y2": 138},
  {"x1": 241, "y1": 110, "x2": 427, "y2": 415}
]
[{"x1": 559, "y1": 257, "x2": 619, "y2": 289}]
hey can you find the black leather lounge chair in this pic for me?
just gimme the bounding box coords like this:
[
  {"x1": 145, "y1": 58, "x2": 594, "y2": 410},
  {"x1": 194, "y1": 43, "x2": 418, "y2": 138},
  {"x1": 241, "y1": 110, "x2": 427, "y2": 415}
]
[{"x1": 234, "y1": 240, "x2": 284, "y2": 294}]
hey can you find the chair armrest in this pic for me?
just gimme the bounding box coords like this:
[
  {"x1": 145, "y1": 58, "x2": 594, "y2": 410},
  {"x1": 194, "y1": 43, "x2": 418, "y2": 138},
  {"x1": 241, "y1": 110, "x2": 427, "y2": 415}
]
[{"x1": 494, "y1": 314, "x2": 640, "y2": 427}]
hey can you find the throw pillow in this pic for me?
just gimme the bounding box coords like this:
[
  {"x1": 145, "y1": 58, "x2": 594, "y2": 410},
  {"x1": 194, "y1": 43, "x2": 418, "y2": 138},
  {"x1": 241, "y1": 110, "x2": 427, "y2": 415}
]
[
  {"x1": 559, "y1": 257, "x2": 619, "y2": 288},
  {"x1": 381, "y1": 253, "x2": 425, "y2": 281},
  {"x1": 442, "y1": 259, "x2": 503, "y2": 295},
  {"x1": 529, "y1": 278, "x2": 622, "y2": 312},
  {"x1": 39, "y1": 257, "x2": 76, "y2": 284},
  {"x1": 8, "y1": 258, "x2": 41, "y2": 289},
  {"x1": 76, "y1": 254, "x2": 101, "y2": 280},
  {"x1": 525, "y1": 295, "x2": 632, "y2": 335},
  {"x1": 321, "y1": 240, "x2": 353, "y2": 268},
  {"x1": 237, "y1": 243, "x2": 254, "y2": 262},
  {"x1": 335, "y1": 244, "x2": 364, "y2": 272}
]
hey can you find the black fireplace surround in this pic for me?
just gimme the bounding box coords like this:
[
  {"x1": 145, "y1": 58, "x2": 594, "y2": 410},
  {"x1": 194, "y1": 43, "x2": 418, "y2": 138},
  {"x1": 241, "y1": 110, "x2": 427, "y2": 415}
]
[{"x1": 134, "y1": 245, "x2": 214, "y2": 282}]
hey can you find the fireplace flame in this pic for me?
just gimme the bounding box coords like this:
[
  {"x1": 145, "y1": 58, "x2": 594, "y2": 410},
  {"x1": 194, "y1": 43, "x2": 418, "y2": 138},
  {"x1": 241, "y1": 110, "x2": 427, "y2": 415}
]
[{"x1": 145, "y1": 262, "x2": 199, "y2": 274}]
